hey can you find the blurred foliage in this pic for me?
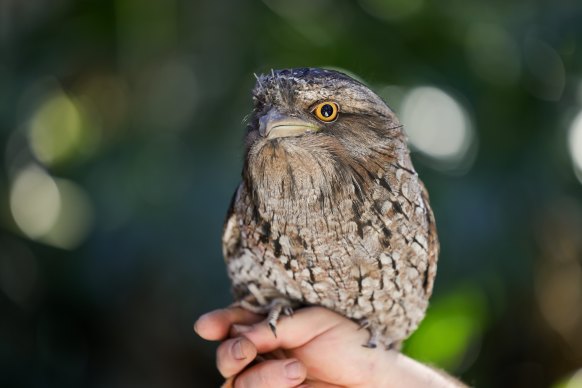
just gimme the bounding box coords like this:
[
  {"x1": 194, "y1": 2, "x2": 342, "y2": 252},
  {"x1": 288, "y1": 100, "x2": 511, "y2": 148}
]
[
  {"x1": 1, "y1": 0, "x2": 582, "y2": 387},
  {"x1": 404, "y1": 284, "x2": 487, "y2": 371}
]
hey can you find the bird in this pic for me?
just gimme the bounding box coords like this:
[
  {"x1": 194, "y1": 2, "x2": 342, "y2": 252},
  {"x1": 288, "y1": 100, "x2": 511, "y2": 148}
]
[{"x1": 222, "y1": 67, "x2": 438, "y2": 350}]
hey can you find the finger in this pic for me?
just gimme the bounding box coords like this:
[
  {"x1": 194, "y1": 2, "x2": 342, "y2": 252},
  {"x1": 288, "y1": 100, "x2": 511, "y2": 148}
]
[
  {"x1": 234, "y1": 359, "x2": 306, "y2": 388},
  {"x1": 234, "y1": 306, "x2": 357, "y2": 353},
  {"x1": 194, "y1": 307, "x2": 263, "y2": 341},
  {"x1": 216, "y1": 337, "x2": 257, "y2": 378}
]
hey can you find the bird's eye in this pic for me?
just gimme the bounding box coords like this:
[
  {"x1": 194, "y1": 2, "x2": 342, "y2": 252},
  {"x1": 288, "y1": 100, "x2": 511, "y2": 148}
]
[{"x1": 313, "y1": 101, "x2": 339, "y2": 122}]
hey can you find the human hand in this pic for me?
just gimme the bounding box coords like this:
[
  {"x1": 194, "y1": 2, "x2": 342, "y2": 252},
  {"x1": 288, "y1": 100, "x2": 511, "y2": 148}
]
[{"x1": 194, "y1": 306, "x2": 464, "y2": 388}]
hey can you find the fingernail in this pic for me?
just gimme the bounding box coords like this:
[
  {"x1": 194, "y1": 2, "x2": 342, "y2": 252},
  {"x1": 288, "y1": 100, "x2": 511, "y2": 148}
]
[
  {"x1": 232, "y1": 324, "x2": 252, "y2": 335},
  {"x1": 232, "y1": 339, "x2": 246, "y2": 360},
  {"x1": 285, "y1": 360, "x2": 303, "y2": 380},
  {"x1": 193, "y1": 321, "x2": 200, "y2": 335}
]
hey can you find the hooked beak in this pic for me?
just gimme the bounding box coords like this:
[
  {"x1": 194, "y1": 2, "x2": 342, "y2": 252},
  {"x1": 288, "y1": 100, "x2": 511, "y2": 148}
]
[{"x1": 258, "y1": 109, "x2": 319, "y2": 139}]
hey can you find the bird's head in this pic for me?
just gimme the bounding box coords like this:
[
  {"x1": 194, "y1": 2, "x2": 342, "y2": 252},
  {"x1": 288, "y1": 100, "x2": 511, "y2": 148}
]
[
  {"x1": 242, "y1": 68, "x2": 409, "y2": 203},
  {"x1": 245, "y1": 68, "x2": 401, "y2": 151}
]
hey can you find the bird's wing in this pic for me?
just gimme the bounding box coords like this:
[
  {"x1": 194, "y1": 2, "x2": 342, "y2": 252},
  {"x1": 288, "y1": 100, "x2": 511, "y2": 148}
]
[
  {"x1": 420, "y1": 181, "x2": 439, "y2": 296},
  {"x1": 222, "y1": 184, "x2": 243, "y2": 262}
]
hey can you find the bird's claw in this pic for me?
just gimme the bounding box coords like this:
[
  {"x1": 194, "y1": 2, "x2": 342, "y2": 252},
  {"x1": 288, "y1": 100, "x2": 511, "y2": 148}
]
[
  {"x1": 283, "y1": 305, "x2": 294, "y2": 317},
  {"x1": 358, "y1": 318, "x2": 370, "y2": 330},
  {"x1": 266, "y1": 298, "x2": 294, "y2": 338},
  {"x1": 361, "y1": 325, "x2": 379, "y2": 349},
  {"x1": 362, "y1": 331, "x2": 378, "y2": 349}
]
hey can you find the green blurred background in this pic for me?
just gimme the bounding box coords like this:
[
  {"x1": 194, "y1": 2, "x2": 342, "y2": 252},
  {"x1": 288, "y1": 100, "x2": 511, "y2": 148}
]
[{"x1": 1, "y1": 0, "x2": 582, "y2": 387}]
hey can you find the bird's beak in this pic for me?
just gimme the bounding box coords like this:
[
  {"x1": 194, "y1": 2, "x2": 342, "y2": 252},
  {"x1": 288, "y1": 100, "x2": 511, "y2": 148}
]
[{"x1": 259, "y1": 109, "x2": 319, "y2": 139}]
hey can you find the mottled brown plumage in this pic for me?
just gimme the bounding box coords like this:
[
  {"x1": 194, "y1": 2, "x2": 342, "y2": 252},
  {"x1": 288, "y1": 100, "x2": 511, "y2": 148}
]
[{"x1": 222, "y1": 68, "x2": 438, "y2": 349}]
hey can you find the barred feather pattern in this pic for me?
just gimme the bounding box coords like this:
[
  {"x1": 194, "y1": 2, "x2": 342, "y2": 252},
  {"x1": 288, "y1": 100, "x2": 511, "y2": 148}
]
[{"x1": 222, "y1": 68, "x2": 438, "y2": 349}]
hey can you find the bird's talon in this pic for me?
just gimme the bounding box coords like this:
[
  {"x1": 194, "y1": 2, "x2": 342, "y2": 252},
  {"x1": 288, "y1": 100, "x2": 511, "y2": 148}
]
[{"x1": 358, "y1": 318, "x2": 370, "y2": 330}]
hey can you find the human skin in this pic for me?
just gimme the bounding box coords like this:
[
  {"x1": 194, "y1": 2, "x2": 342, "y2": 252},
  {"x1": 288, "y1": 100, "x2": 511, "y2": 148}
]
[{"x1": 194, "y1": 306, "x2": 465, "y2": 388}]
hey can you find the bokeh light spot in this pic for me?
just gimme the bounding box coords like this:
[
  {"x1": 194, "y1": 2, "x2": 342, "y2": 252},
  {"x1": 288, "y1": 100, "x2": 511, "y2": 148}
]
[
  {"x1": 569, "y1": 110, "x2": 582, "y2": 184},
  {"x1": 28, "y1": 91, "x2": 82, "y2": 165},
  {"x1": 9, "y1": 165, "x2": 94, "y2": 249},
  {"x1": 10, "y1": 164, "x2": 61, "y2": 239},
  {"x1": 400, "y1": 86, "x2": 476, "y2": 171}
]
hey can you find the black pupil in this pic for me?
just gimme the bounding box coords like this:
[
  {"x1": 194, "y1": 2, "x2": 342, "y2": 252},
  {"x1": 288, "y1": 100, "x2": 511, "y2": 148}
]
[{"x1": 321, "y1": 104, "x2": 334, "y2": 118}]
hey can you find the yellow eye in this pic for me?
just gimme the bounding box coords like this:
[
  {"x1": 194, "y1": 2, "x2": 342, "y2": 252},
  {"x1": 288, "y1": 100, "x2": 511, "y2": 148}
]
[{"x1": 313, "y1": 101, "x2": 339, "y2": 122}]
